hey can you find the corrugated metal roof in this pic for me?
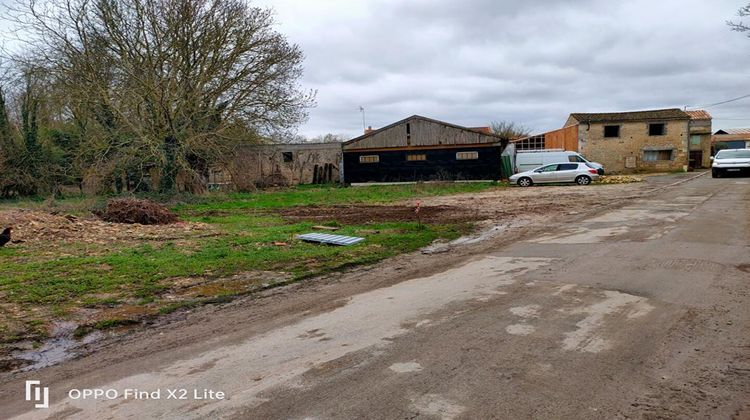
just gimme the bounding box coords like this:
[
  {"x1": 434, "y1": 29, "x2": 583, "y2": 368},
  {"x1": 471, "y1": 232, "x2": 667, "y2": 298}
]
[
  {"x1": 297, "y1": 233, "x2": 365, "y2": 246},
  {"x1": 715, "y1": 128, "x2": 750, "y2": 135},
  {"x1": 343, "y1": 115, "x2": 507, "y2": 146},
  {"x1": 685, "y1": 110, "x2": 712, "y2": 120},
  {"x1": 569, "y1": 108, "x2": 690, "y2": 123}
]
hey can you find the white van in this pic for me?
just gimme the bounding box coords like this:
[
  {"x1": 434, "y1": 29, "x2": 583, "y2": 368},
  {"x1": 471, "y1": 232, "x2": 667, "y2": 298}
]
[{"x1": 515, "y1": 149, "x2": 604, "y2": 174}]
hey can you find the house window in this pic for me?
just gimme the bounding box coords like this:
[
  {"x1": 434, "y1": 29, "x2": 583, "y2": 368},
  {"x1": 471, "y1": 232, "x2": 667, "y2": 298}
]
[
  {"x1": 456, "y1": 151, "x2": 479, "y2": 160},
  {"x1": 406, "y1": 154, "x2": 426, "y2": 161},
  {"x1": 649, "y1": 123, "x2": 666, "y2": 136},
  {"x1": 643, "y1": 149, "x2": 673, "y2": 161},
  {"x1": 604, "y1": 125, "x2": 620, "y2": 138},
  {"x1": 282, "y1": 152, "x2": 293, "y2": 162},
  {"x1": 359, "y1": 155, "x2": 379, "y2": 163},
  {"x1": 690, "y1": 135, "x2": 701, "y2": 145}
]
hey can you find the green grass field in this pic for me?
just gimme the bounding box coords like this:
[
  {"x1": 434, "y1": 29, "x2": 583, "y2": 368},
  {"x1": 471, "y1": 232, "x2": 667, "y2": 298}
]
[{"x1": 0, "y1": 182, "x2": 502, "y2": 343}]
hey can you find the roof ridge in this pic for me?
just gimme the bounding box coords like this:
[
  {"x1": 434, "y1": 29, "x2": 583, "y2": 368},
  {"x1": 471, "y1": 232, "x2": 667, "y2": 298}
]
[
  {"x1": 568, "y1": 108, "x2": 690, "y2": 123},
  {"x1": 344, "y1": 115, "x2": 506, "y2": 145}
]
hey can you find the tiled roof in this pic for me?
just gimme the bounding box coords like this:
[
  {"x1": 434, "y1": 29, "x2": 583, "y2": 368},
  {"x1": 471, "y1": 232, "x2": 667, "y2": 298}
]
[
  {"x1": 685, "y1": 110, "x2": 712, "y2": 120},
  {"x1": 568, "y1": 108, "x2": 690, "y2": 123}
]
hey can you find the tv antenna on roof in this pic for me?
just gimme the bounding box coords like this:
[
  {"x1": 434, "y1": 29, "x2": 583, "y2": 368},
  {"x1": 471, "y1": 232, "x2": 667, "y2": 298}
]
[{"x1": 359, "y1": 106, "x2": 366, "y2": 131}]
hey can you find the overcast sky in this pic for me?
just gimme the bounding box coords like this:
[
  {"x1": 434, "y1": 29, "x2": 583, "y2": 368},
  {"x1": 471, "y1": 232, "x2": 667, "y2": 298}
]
[{"x1": 254, "y1": 0, "x2": 750, "y2": 138}]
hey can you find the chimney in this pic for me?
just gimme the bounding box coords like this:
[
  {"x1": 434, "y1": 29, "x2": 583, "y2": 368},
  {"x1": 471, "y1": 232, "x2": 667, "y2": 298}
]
[{"x1": 364, "y1": 126, "x2": 373, "y2": 134}]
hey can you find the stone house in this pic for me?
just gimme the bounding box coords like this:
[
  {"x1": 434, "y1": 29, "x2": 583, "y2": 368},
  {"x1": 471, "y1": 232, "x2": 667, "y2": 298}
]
[
  {"x1": 562, "y1": 108, "x2": 712, "y2": 173},
  {"x1": 685, "y1": 110, "x2": 713, "y2": 169}
]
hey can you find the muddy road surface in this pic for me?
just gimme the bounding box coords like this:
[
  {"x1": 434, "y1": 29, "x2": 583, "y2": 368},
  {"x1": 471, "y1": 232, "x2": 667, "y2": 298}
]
[{"x1": 2, "y1": 174, "x2": 750, "y2": 419}]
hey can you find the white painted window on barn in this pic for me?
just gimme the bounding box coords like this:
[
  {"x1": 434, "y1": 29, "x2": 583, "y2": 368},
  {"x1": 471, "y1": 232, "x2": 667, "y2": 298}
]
[
  {"x1": 643, "y1": 150, "x2": 673, "y2": 161},
  {"x1": 456, "y1": 151, "x2": 479, "y2": 160},
  {"x1": 406, "y1": 154, "x2": 426, "y2": 161},
  {"x1": 359, "y1": 155, "x2": 379, "y2": 163}
]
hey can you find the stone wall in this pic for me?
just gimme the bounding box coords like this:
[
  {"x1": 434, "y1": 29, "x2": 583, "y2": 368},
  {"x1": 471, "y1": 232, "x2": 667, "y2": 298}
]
[
  {"x1": 688, "y1": 118, "x2": 712, "y2": 168},
  {"x1": 222, "y1": 143, "x2": 342, "y2": 190},
  {"x1": 578, "y1": 120, "x2": 689, "y2": 173}
]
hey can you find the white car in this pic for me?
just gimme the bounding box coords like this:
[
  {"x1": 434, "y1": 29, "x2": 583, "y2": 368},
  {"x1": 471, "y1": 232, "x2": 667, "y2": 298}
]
[
  {"x1": 510, "y1": 162, "x2": 600, "y2": 187},
  {"x1": 711, "y1": 149, "x2": 750, "y2": 178}
]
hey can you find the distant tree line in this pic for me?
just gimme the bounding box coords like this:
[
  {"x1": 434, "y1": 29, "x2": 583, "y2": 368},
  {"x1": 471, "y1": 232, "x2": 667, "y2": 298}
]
[{"x1": 0, "y1": 0, "x2": 314, "y2": 197}]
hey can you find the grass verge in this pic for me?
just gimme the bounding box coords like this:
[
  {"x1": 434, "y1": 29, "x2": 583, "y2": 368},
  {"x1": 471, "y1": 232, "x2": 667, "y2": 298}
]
[{"x1": 0, "y1": 182, "x2": 500, "y2": 347}]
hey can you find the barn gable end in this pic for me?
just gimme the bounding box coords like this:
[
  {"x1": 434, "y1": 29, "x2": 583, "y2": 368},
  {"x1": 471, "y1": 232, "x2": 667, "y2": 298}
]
[
  {"x1": 342, "y1": 115, "x2": 507, "y2": 183},
  {"x1": 343, "y1": 115, "x2": 503, "y2": 151}
]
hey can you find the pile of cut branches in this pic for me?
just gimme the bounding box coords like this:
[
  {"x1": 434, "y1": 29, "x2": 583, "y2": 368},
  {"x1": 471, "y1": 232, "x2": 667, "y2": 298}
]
[{"x1": 97, "y1": 198, "x2": 179, "y2": 225}]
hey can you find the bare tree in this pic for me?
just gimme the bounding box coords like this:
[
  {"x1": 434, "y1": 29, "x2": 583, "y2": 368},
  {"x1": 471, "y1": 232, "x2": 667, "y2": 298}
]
[
  {"x1": 310, "y1": 133, "x2": 347, "y2": 143},
  {"x1": 8, "y1": 0, "x2": 315, "y2": 193},
  {"x1": 728, "y1": 4, "x2": 750, "y2": 33},
  {"x1": 490, "y1": 121, "x2": 532, "y2": 140}
]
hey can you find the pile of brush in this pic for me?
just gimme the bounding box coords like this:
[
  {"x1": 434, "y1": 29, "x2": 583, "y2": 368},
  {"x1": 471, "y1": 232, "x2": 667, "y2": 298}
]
[{"x1": 96, "y1": 198, "x2": 179, "y2": 225}]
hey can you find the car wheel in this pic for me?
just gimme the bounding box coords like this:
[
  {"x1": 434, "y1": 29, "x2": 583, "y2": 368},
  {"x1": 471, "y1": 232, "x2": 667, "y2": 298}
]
[
  {"x1": 517, "y1": 177, "x2": 533, "y2": 187},
  {"x1": 575, "y1": 175, "x2": 591, "y2": 185}
]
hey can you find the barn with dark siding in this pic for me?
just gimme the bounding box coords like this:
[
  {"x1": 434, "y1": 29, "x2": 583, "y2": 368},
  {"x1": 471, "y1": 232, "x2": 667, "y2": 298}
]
[{"x1": 342, "y1": 115, "x2": 507, "y2": 183}]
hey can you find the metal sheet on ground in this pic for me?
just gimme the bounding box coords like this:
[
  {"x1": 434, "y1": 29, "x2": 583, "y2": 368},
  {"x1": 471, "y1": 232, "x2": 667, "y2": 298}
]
[{"x1": 297, "y1": 233, "x2": 365, "y2": 246}]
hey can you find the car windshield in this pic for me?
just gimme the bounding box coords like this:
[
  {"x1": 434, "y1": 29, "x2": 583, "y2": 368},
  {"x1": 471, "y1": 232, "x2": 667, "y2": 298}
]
[
  {"x1": 568, "y1": 155, "x2": 589, "y2": 163},
  {"x1": 716, "y1": 149, "x2": 750, "y2": 159}
]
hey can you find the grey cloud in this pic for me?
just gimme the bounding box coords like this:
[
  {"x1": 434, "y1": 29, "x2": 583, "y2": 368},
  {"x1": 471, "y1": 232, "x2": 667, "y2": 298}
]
[{"x1": 260, "y1": 0, "x2": 750, "y2": 138}]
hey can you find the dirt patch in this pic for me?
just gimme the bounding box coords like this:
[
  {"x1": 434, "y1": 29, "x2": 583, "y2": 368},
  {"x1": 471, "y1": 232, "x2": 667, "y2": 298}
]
[
  {"x1": 280, "y1": 205, "x2": 475, "y2": 224},
  {"x1": 0, "y1": 208, "x2": 217, "y2": 247},
  {"x1": 279, "y1": 203, "x2": 561, "y2": 225},
  {"x1": 166, "y1": 271, "x2": 293, "y2": 301}
]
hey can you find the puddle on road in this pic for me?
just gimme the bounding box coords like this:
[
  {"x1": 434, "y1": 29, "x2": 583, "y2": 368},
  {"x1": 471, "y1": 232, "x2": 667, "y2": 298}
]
[
  {"x1": 12, "y1": 322, "x2": 103, "y2": 372},
  {"x1": 422, "y1": 219, "x2": 532, "y2": 254}
]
